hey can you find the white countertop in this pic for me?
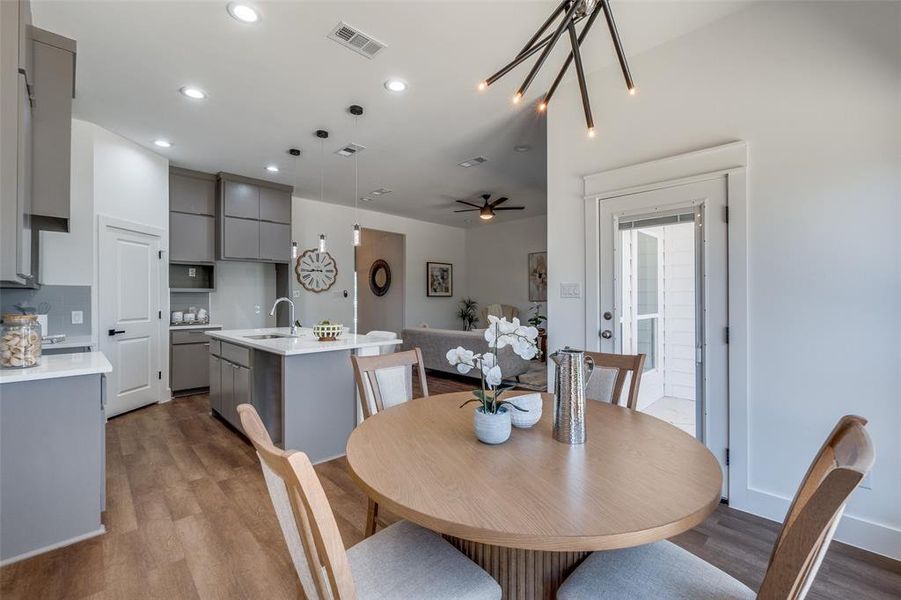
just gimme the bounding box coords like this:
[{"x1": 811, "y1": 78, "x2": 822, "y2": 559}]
[
  {"x1": 170, "y1": 323, "x2": 223, "y2": 330},
  {"x1": 0, "y1": 351, "x2": 112, "y2": 384},
  {"x1": 207, "y1": 327, "x2": 402, "y2": 356}
]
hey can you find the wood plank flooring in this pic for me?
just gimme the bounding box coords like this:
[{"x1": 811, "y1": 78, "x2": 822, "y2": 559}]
[{"x1": 2, "y1": 372, "x2": 899, "y2": 599}]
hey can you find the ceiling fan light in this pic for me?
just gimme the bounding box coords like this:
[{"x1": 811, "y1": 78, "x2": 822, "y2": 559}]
[{"x1": 480, "y1": 213, "x2": 494, "y2": 220}]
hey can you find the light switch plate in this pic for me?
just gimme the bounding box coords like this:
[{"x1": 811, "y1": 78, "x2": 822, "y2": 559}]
[
  {"x1": 71, "y1": 310, "x2": 84, "y2": 324},
  {"x1": 560, "y1": 283, "x2": 581, "y2": 299},
  {"x1": 254, "y1": 305, "x2": 261, "y2": 314}
]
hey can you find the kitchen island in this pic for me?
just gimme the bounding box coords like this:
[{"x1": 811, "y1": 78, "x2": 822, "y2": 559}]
[
  {"x1": 0, "y1": 352, "x2": 112, "y2": 564},
  {"x1": 206, "y1": 327, "x2": 400, "y2": 462}
]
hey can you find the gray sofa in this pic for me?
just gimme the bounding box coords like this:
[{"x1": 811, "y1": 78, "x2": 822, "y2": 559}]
[{"x1": 401, "y1": 327, "x2": 532, "y2": 381}]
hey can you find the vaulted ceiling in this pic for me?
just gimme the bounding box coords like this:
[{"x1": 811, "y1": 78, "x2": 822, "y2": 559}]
[{"x1": 32, "y1": 1, "x2": 747, "y2": 226}]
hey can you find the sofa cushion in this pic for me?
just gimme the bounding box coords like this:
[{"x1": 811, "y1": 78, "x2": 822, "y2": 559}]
[{"x1": 401, "y1": 327, "x2": 532, "y2": 380}]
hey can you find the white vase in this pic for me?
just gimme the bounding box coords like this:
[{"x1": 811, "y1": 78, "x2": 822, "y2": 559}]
[
  {"x1": 474, "y1": 407, "x2": 512, "y2": 445},
  {"x1": 509, "y1": 393, "x2": 543, "y2": 428}
]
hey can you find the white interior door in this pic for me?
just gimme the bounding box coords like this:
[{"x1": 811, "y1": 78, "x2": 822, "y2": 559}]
[
  {"x1": 99, "y1": 222, "x2": 162, "y2": 417},
  {"x1": 598, "y1": 177, "x2": 729, "y2": 495}
]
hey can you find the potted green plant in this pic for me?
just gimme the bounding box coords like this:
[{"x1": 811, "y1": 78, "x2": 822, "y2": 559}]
[
  {"x1": 527, "y1": 303, "x2": 547, "y2": 360},
  {"x1": 456, "y1": 297, "x2": 479, "y2": 331},
  {"x1": 446, "y1": 316, "x2": 539, "y2": 444}
]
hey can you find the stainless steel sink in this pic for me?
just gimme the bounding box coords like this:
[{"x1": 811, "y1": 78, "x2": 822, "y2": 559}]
[{"x1": 243, "y1": 334, "x2": 295, "y2": 340}]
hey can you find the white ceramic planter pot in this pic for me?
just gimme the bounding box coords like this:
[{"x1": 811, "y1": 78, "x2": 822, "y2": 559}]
[
  {"x1": 509, "y1": 393, "x2": 543, "y2": 428},
  {"x1": 474, "y1": 407, "x2": 512, "y2": 445}
]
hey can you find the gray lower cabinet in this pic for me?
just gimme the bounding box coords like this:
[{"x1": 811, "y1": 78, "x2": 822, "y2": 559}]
[
  {"x1": 222, "y1": 216, "x2": 260, "y2": 260},
  {"x1": 170, "y1": 327, "x2": 220, "y2": 393},
  {"x1": 259, "y1": 221, "x2": 290, "y2": 261},
  {"x1": 170, "y1": 212, "x2": 215, "y2": 263},
  {"x1": 209, "y1": 341, "x2": 252, "y2": 432}
]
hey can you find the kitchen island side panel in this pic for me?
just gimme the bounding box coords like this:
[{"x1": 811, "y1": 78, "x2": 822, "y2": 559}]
[
  {"x1": 281, "y1": 350, "x2": 356, "y2": 463},
  {"x1": 0, "y1": 374, "x2": 105, "y2": 563}
]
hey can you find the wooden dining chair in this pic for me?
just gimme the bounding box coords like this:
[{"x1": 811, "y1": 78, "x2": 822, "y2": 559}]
[
  {"x1": 583, "y1": 351, "x2": 646, "y2": 410},
  {"x1": 352, "y1": 348, "x2": 429, "y2": 420},
  {"x1": 556, "y1": 415, "x2": 875, "y2": 600},
  {"x1": 351, "y1": 347, "x2": 429, "y2": 536},
  {"x1": 237, "y1": 403, "x2": 501, "y2": 600}
]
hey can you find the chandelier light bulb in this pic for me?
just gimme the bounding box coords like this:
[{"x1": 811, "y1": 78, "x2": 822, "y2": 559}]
[
  {"x1": 538, "y1": 102, "x2": 547, "y2": 112},
  {"x1": 512, "y1": 92, "x2": 523, "y2": 104},
  {"x1": 587, "y1": 127, "x2": 596, "y2": 138},
  {"x1": 291, "y1": 241, "x2": 298, "y2": 259},
  {"x1": 353, "y1": 224, "x2": 361, "y2": 247},
  {"x1": 478, "y1": 81, "x2": 488, "y2": 91},
  {"x1": 629, "y1": 86, "x2": 637, "y2": 96},
  {"x1": 318, "y1": 234, "x2": 327, "y2": 253}
]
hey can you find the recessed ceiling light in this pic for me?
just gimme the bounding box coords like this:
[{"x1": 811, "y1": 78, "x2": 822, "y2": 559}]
[
  {"x1": 153, "y1": 139, "x2": 172, "y2": 148},
  {"x1": 179, "y1": 86, "x2": 207, "y2": 100},
  {"x1": 227, "y1": 2, "x2": 260, "y2": 23},
  {"x1": 514, "y1": 144, "x2": 531, "y2": 152},
  {"x1": 384, "y1": 79, "x2": 407, "y2": 93},
  {"x1": 265, "y1": 165, "x2": 279, "y2": 173}
]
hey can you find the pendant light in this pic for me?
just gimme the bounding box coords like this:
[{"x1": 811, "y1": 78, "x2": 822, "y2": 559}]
[
  {"x1": 316, "y1": 129, "x2": 329, "y2": 253},
  {"x1": 478, "y1": 0, "x2": 635, "y2": 138},
  {"x1": 349, "y1": 105, "x2": 363, "y2": 247}
]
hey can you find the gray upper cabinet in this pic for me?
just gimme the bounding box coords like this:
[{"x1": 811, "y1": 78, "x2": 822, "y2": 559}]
[
  {"x1": 259, "y1": 187, "x2": 291, "y2": 224},
  {"x1": 223, "y1": 181, "x2": 259, "y2": 219},
  {"x1": 222, "y1": 216, "x2": 260, "y2": 260},
  {"x1": 170, "y1": 212, "x2": 215, "y2": 263},
  {"x1": 259, "y1": 222, "x2": 291, "y2": 262},
  {"x1": 29, "y1": 27, "x2": 76, "y2": 231},
  {"x1": 217, "y1": 173, "x2": 293, "y2": 263},
  {"x1": 170, "y1": 168, "x2": 216, "y2": 216}
]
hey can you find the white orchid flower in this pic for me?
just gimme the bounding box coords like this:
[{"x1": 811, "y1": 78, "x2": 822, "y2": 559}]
[
  {"x1": 481, "y1": 352, "x2": 498, "y2": 371},
  {"x1": 484, "y1": 365, "x2": 503, "y2": 387},
  {"x1": 446, "y1": 346, "x2": 477, "y2": 374}
]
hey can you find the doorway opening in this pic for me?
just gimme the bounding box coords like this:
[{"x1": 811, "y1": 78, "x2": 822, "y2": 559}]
[
  {"x1": 619, "y1": 212, "x2": 698, "y2": 437},
  {"x1": 355, "y1": 228, "x2": 405, "y2": 336}
]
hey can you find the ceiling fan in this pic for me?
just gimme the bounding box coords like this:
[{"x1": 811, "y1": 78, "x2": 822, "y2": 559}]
[{"x1": 455, "y1": 194, "x2": 525, "y2": 220}]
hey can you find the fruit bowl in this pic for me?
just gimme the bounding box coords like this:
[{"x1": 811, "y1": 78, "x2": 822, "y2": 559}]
[{"x1": 313, "y1": 321, "x2": 343, "y2": 342}]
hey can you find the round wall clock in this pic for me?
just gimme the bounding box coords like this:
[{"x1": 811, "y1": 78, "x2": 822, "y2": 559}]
[{"x1": 295, "y1": 249, "x2": 338, "y2": 293}]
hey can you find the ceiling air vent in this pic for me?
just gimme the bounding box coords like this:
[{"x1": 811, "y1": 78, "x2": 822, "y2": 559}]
[
  {"x1": 328, "y1": 22, "x2": 387, "y2": 59},
  {"x1": 335, "y1": 142, "x2": 366, "y2": 157},
  {"x1": 458, "y1": 156, "x2": 488, "y2": 168}
]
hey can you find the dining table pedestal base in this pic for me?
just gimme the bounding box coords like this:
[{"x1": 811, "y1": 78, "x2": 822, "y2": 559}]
[{"x1": 444, "y1": 536, "x2": 589, "y2": 600}]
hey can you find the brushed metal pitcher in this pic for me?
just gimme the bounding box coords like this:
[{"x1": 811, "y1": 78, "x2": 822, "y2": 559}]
[{"x1": 550, "y1": 348, "x2": 595, "y2": 444}]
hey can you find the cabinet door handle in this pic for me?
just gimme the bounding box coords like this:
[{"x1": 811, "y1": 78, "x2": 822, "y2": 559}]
[{"x1": 108, "y1": 329, "x2": 126, "y2": 336}]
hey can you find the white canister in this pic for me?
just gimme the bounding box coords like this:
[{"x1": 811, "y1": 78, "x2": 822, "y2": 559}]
[{"x1": 171, "y1": 311, "x2": 184, "y2": 324}]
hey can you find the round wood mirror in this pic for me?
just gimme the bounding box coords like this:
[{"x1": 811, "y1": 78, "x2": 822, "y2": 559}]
[{"x1": 369, "y1": 260, "x2": 391, "y2": 297}]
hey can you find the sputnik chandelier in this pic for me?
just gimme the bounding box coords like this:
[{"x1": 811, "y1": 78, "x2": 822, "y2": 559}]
[{"x1": 478, "y1": 0, "x2": 635, "y2": 137}]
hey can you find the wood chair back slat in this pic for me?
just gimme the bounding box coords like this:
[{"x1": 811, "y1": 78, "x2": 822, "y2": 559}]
[
  {"x1": 352, "y1": 348, "x2": 428, "y2": 419},
  {"x1": 583, "y1": 351, "x2": 646, "y2": 410},
  {"x1": 757, "y1": 415, "x2": 875, "y2": 600},
  {"x1": 238, "y1": 404, "x2": 357, "y2": 600}
]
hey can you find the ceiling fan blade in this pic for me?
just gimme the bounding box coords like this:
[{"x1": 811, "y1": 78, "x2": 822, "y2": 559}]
[
  {"x1": 490, "y1": 196, "x2": 509, "y2": 207},
  {"x1": 454, "y1": 209, "x2": 480, "y2": 213},
  {"x1": 493, "y1": 206, "x2": 526, "y2": 211},
  {"x1": 456, "y1": 200, "x2": 483, "y2": 208}
]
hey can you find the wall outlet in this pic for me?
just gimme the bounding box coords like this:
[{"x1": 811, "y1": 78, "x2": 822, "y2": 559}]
[
  {"x1": 254, "y1": 305, "x2": 261, "y2": 315},
  {"x1": 560, "y1": 283, "x2": 581, "y2": 299},
  {"x1": 71, "y1": 310, "x2": 83, "y2": 324},
  {"x1": 188, "y1": 267, "x2": 196, "y2": 278},
  {"x1": 292, "y1": 290, "x2": 301, "y2": 299}
]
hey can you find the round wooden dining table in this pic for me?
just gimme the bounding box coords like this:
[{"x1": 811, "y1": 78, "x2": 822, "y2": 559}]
[{"x1": 346, "y1": 392, "x2": 723, "y2": 600}]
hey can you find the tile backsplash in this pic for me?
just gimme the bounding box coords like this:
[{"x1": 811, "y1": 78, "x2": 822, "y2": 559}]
[{"x1": 0, "y1": 285, "x2": 92, "y2": 337}]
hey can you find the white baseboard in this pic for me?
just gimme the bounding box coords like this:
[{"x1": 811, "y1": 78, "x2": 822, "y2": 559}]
[
  {"x1": 730, "y1": 487, "x2": 901, "y2": 560},
  {"x1": 0, "y1": 526, "x2": 106, "y2": 566}
]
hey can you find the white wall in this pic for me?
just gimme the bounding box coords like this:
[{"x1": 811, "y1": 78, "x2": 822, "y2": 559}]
[
  {"x1": 465, "y1": 215, "x2": 547, "y2": 325},
  {"x1": 547, "y1": 2, "x2": 900, "y2": 557},
  {"x1": 209, "y1": 261, "x2": 277, "y2": 329},
  {"x1": 40, "y1": 119, "x2": 171, "y2": 398},
  {"x1": 291, "y1": 197, "x2": 467, "y2": 330}
]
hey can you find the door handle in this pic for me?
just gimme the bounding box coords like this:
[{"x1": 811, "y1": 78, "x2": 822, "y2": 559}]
[{"x1": 108, "y1": 329, "x2": 126, "y2": 336}]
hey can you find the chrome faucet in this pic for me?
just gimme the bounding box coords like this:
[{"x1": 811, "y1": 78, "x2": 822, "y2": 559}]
[{"x1": 269, "y1": 297, "x2": 297, "y2": 335}]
